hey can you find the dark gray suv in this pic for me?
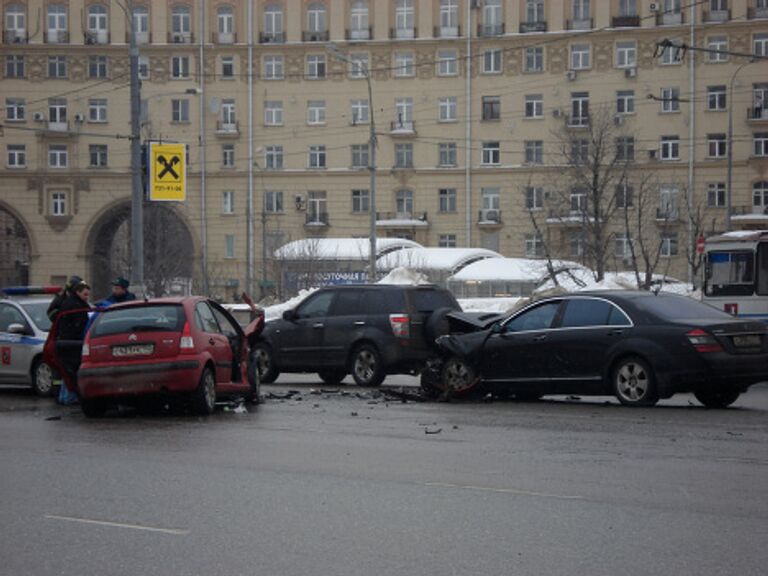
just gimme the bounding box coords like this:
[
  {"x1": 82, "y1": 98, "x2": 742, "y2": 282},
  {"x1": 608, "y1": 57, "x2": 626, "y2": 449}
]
[{"x1": 252, "y1": 285, "x2": 461, "y2": 386}]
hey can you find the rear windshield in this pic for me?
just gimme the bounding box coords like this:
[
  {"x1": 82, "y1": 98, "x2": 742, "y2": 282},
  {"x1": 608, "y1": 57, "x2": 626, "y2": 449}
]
[
  {"x1": 632, "y1": 295, "x2": 733, "y2": 322},
  {"x1": 408, "y1": 289, "x2": 459, "y2": 313},
  {"x1": 90, "y1": 305, "x2": 186, "y2": 338}
]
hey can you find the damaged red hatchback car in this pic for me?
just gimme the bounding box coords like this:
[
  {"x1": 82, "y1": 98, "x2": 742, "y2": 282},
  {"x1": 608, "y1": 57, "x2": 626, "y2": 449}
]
[{"x1": 44, "y1": 297, "x2": 264, "y2": 417}]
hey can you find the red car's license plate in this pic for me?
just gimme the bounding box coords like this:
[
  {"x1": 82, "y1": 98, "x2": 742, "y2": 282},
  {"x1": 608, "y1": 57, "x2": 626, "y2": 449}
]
[
  {"x1": 112, "y1": 344, "x2": 154, "y2": 357},
  {"x1": 732, "y1": 335, "x2": 761, "y2": 348}
]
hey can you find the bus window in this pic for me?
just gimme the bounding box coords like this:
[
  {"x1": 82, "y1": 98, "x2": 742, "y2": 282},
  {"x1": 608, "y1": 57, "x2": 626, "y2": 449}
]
[
  {"x1": 705, "y1": 251, "x2": 755, "y2": 296},
  {"x1": 758, "y1": 244, "x2": 768, "y2": 296}
]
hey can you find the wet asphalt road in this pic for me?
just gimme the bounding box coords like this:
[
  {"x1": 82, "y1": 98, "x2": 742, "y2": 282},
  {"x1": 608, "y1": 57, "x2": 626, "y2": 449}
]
[{"x1": 1, "y1": 377, "x2": 767, "y2": 576}]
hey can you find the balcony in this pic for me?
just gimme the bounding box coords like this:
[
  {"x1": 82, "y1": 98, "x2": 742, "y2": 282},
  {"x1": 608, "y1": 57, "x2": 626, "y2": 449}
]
[
  {"x1": 655, "y1": 208, "x2": 679, "y2": 222},
  {"x1": 566, "y1": 114, "x2": 590, "y2": 128},
  {"x1": 390, "y1": 27, "x2": 416, "y2": 39},
  {"x1": 390, "y1": 120, "x2": 416, "y2": 136},
  {"x1": 126, "y1": 31, "x2": 151, "y2": 44},
  {"x1": 434, "y1": 25, "x2": 460, "y2": 38},
  {"x1": 567, "y1": 18, "x2": 593, "y2": 30},
  {"x1": 731, "y1": 205, "x2": 768, "y2": 221},
  {"x1": 546, "y1": 208, "x2": 592, "y2": 225},
  {"x1": 215, "y1": 31, "x2": 236, "y2": 44},
  {"x1": 656, "y1": 12, "x2": 684, "y2": 25},
  {"x1": 478, "y1": 209, "x2": 503, "y2": 226},
  {"x1": 85, "y1": 30, "x2": 109, "y2": 44},
  {"x1": 305, "y1": 212, "x2": 329, "y2": 226},
  {"x1": 302, "y1": 30, "x2": 329, "y2": 42},
  {"x1": 519, "y1": 21, "x2": 547, "y2": 33},
  {"x1": 478, "y1": 23, "x2": 504, "y2": 37},
  {"x1": 216, "y1": 121, "x2": 239, "y2": 137},
  {"x1": 45, "y1": 30, "x2": 69, "y2": 44},
  {"x1": 259, "y1": 31, "x2": 284, "y2": 43},
  {"x1": 376, "y1": 212, "x2": 429, "y2": 227},
  {"x1": 612, "y1": 15, "x2": 640, "y2": 27},
  {"x1": 346, "y1": 27, "x2": 371, "y2": 40},
  {"x1": 3, "y1": 29, "x2": 27, "y2": 43},
  {"x1": 703, "y1": 9, "x2": 730, "y2": 22},
  {"x1": 169, "y1": 32, "x2": 193, "y2": 44},
  {"x1": 47, "y1": 121, "x2": 70, "y2": 133},
  {"x1": 748, "y1": 7, "x2": 768, "y2": 19},
  {"x1": 748, "y1": 108, "x2": 768, "y2": 122}
]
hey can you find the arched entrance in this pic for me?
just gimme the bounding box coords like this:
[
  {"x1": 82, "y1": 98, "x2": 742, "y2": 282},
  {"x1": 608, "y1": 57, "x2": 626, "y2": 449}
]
[
  {"x1": 87, "y1": 202, "x2": 195, "y2": 299},
  {"x1": 0, "y1": 206, "x2": 31, "y2": 286}
]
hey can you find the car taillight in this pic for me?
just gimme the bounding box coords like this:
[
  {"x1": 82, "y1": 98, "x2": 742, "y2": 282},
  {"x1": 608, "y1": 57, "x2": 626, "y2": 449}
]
[
  {"x1": 81, "y1": 342, "x2": 89, "y2": 357},
  {"x1": 686, "y1": 329, "x2": 723, "y2": 353},
  {"x1": 389, "y1": 314, "x2": 410, "y2": 338},
  {"x1": 180, "y1": 322, "x2": 195, "y2": 350}
]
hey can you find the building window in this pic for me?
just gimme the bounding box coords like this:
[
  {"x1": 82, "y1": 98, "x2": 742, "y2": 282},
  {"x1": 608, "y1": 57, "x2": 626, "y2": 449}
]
[
  {"x1": 525, "y1": 187, "x2": 544, "y2": 210},
  {"x1": 439, "y1": 97, "x2": 457, "y2": 122},
  {"x1": 753, "y1": 33, "x2": 768, "y2": 57},
  {"x1": 48, "y1": 56, "x2": 67, "y2": 78},
  {"x1": 525, "y1": 94, "x2": 543, "y2": 118},
  {"x1": 619, "y1": 0, "x2": 638, "y2": 16},
  {"x1": 524, "y1": 47, "x2": 544, "y2": 72},
  {"x1": 660, "y1": 37, "x2": 682, "y2": 65},
  {"x1": 86, "y1": 4, "x2": 106, "y2": 38},
  {"x1": 225, "y1": 235, "x2": 236, "y2": 259},
  {"x1": 265, "y1": 190, "x2": 283, "y2": 212},
  {"x1": 570, "y1": 187, "x2": 588, "y2": 212},
  {"x1": 754, "y1": 133, "x2": 768, "y2": 157},
  {"x1": 526, "y1": 0, "x2": 545, "y2": 22},
  {"x1": 570, "y1": 44, "x2": 591, "y2": 70},
  {"x1": 348, "y1": 53, "x2": 369, "y2": 78},
  {"x1": 221, "y1": 56, "x2": 234, "y2": 79},
  {"x1": 51, "y1": 191, "x2": 67, "y2": 216},
  {"x1": 571, "y1": 92, "x2": 590, "y2": 125},
  {"x1": 351, "y1": 99, "x2": 369, "y2": 124},
  {"x1": 439, "y1": 188, "x2": 457, "y2": 212},
  {"x1": 708, "y1": 134, "x2": 727, "y2": 158},
  {"x1": 89, "y1": 144, "x2": 108, "y2": 167},
  {"x1": 132, "y1": 6, "x2": 149, "y2": 40},
  {"x1": 394, "y1": 143, "x2": 413, "y2": 168},
  {"x1": 659, "y1": 185, "x2": 679, "y2": 219},
  {"x1": 7, "y1": 144, "x2": 26, "y2": 168},
  {"x1": 5, "y1": 4, "x2": 26, "y2": 38},
  {"x1": 482, "y1": 49, "x2": 502, "y2": 74},
  {"x1": 571, "y1": 138, "x2": 588, "y2": 163},
  {"x1": 351, "y1": 144, "x2": 369, "y2": 168},
  {"x1": 171, "y1": 5, "x2": 191, "y2": 36},
  {"x1": 439, "y1": 143, "x2": 457, "y2": 166},
  {"x1": 306, "y1": 55, "x2": 326, "y2": 79},
  {"x1": 616, "y1": 90, "x2": 635, "y2": 115},
  {"x1": 308, "y1": 145, "x2": 326, "y2": 168},
  {"x1": 752, "y1": 181, "x2": 768, "y2": 210},
  {"x1": 218, "y1": 6, "x2": 234, "y2": 37},
  {"x1": 88, "y1": 99, "x2": 107, "y2": 122},
  {"x1": 660, "y1": 136, "x2": 680, "y2": 160},
  {"x1": 707, "y1": 85, "x2": 726, "y2": 110},
  {"x1": 615, "y1": 41, "x2": 636, "y2": 68},
  {"x1": 47, "y1": 4, "x2": 68, "y2": 41},
  {"x1": 264, "y1": 101, "x2": 283, "y2": 125},
  {"x1": 481, "y1": 188, "x2": 500, "y2": 212},
  {"x1": 707, "y1": 35, "x2": 728, "y2": 62},
  {"x1": 439, "y1": 234, "x2": 457, "y2": 248},
  {"x1": 525, "y1": 233, "x2": 544, "y2": 257},
  {"x1": 437, "y1": 50, "x2": 458, "y2": 76},
  {"x1": 265, "y1": 145, "x2": 283, "y2": 169},
  {"x1": 660, "y1": 87, "x2": 680, "y2": 113},
  {"x1": 306, "y1": 2, "x2": 327, "y2": 33},
  {"x1": 616, "y1": 184, "x2": 634, "y2": 208},
  {"x1": 482, "y1": 96, "x2": 501, "y2": 121},
  {"x1": 394, "y1": 98, "x2": 413, "y2": 127},
  {"x1": 615, "y1": 234, "x2": 633, "y2": 259},
  {"x1": 394, "y1": 0, "x2": 415, "y2": 37},
  {"x1": 222, "y1": 190, "x2": 235, "y2": 214},
  {"x1": 394, "y1": 52, "x2": 414, "y2": 77},
  {"x1": 88, "y1": 55, "x2": 108, "y2": 79},
  {"x1": 307, "y1": 100, "x2": 326, "y2": 125},
  {"x1": 6, "y1": 98, "x2": 25, "y2": 122},
  {"x1": 48, "y1": 98, "x2": 67, "y2": 123},
  {"x1": 524, "y1": 141, "x2": 543, "y2": 164},
  {"x1": 172, "y1": 99, "x2": 189, "y2": 122},
  {"x1": 171, "y1": 56, "x2": 190, "y2": 79},
  {"x1": 396, "y1": 189, "x2": 414, "y2": 216},
  {"x1": 616, "y1": 137, "x2": 635, "y2": 161},
  {"x1": 222, "y1": 144, "x2": 235, "y2": 167},
  {"x1": 707, "y1": 182, "x2": 726, "y2": 207},
  {"x1": 482, "y1": 142, "x2": 501, "y2": 165},
  {"x1": 138, "y1": 55, "x2": 150, "y2": 80},
  {"x1": 264, "y1": 4, "x2": 284, "y2": 38},
  {"x1": 264, "y1": 55, "x2": 283, "y2": 79},
  {"x1": 5, "y1": 55, "x2": 25, "y2": 78},
  {"x1": 661, "y1": 232, "x2": 678, "y2": 257},
  {"x1": 48, "y1": 144, "x2": 68, "y2": 168},
  {"x1": 350, "y1": 1, "x2": 369, "y2": 38},
  {"x1": 351, "y1": 189, "x2": 369, "y2": 213}
]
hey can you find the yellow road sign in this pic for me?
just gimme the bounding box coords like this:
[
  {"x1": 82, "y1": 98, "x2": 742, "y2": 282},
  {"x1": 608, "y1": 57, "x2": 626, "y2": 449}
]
[{"x1": 149, "y1": 142, "x2": 186, "y2": 201}]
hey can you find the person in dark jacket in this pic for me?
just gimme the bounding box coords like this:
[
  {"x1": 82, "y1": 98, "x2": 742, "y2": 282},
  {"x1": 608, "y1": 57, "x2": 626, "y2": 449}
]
[
  {"x1": 96, "y1": 277, "x2": 136, "y2": 307},
  {"x1": 56, "y1": 281, "x2": 91, "y2": 405},
  {"x1": 47, "y1": 275, "x2": 82, "y2": 321}
]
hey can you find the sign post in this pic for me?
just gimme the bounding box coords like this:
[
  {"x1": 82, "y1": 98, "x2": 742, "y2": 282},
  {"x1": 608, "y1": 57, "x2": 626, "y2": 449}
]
[{"x1": 149, "y1": 142, "x2": 186, "y2": 202}]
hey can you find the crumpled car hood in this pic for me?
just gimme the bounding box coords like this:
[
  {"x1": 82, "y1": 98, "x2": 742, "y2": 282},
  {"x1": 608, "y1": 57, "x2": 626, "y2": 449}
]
[{"x1": 445, "y1": 311, "x2": 505, "y2": 333}]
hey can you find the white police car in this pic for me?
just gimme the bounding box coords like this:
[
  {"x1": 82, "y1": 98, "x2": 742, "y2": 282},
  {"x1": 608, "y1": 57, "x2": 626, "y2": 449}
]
[{"x1": 0, "y1": 287, "x2": 59, "y2": 396}]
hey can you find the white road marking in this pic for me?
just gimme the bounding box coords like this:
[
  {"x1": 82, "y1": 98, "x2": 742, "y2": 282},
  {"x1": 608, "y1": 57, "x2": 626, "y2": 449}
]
[
  {"x1": 44, "y1": 514, "x2": 189, "y2": 535},
  {"x1": 424, "y1": 482, "x2": 584, "y2": 501}
]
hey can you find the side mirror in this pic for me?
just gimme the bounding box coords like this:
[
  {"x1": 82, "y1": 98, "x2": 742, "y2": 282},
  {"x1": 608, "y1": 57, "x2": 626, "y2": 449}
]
[
  {"x1": 7, "y1": 323, "x2": 29, "y2": 336},
  {"x1": 491, "y1": 322, "x2": 503, "y2": 334},
  {"x1": 282, "y1": 309, "x2": 297, "y2": 322}
]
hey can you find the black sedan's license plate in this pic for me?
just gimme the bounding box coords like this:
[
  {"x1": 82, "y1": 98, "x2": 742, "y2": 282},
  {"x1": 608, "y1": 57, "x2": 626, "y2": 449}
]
[
  {"x1": 732, "y1": 335, "x2": 761, "y2": 348},
  {"x1": 112, "y1": 344, "x2": 154, "y2": 357}
]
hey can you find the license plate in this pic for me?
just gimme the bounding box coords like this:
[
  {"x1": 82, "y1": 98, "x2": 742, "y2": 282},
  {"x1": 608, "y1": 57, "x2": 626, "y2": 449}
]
[
  {"x1": 112, "y1": 344, "x2": 154, "y2": 357},
  {"x1": 732, "y1": 335, "x2": 761, "y2": 348}
]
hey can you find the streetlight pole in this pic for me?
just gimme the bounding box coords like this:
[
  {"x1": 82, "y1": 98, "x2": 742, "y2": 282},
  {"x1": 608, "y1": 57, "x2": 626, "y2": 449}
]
[
  {"x1": 727, "y1": 60, "x2": 754, "y2": 232},
  {"x1": 127, "y1": 0, "x2": 143, "y2": 295},
  {"x1": 327, "y1": 43, "x2": 377, "y2": 282}
]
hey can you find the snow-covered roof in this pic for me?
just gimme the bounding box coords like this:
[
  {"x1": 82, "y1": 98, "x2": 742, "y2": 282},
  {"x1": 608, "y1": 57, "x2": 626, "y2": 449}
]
[
  {"x1": 449, "y1": 258, "x2": 584, "y2": 282},
  {"x1": 705, "y1": 230, "x2": 768, "y2": 243},
  {"x1": 376, "y1": 247, "x2": 503, "y2": 273},
  {"x1": 274, "y1": 238, "x2": 422, "y2": 260},
  {"x1": 536, "y1": 269, "x2": 693, "y2": 295}
]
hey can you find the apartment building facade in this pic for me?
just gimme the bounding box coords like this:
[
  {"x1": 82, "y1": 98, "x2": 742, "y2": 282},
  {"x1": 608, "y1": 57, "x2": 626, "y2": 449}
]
[{"x1": 1, "y1": 0, "x2": 767, "y2": 298}]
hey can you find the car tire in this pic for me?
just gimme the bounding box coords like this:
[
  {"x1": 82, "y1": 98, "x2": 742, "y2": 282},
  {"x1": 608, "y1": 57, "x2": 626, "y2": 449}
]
[
  {"x1": 612, "y1": 356, "x2": 659, "y2": 407},
  {"x1": 425, "y1": 307, "x2": 455, "y2": 347},
  {"x1": 441, "y1": 357, "x2": 481, "y2": 395},
  {"x1": 80, "y1": 398, "x2": 107, "y2": 418},
  {"x1": 350, "y1": 344, "x2": 385, "y2": 387},
  {"x1": 191, "y1": 367, "x2": 216, "y2": 415},
  {"x1": 694, "y1": 387, "x2": 740, "y2": 409},
  {"x1": 318, "y1": 370, "x2": 346, "y2": 386},
  {"x1": 252, "y1": 342, "x2": 279, "y2": 384},
  {"x1": 246, "y1": 352, "x2": 261, "y2": 405},
  {"x1": 31, "y1": 358, "x2": 56, "y2": 397}
]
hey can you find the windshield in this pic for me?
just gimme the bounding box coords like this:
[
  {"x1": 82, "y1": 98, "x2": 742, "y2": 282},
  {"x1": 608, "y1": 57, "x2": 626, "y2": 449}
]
[
  {"x1": 19, "y1": 301, "x2": 52, "y2": 332},
  {"x1": 704, "y1": 251, "x2": 755, "y2": 297},
  {"x1": 90, "y1": 304, "x2": 186, "y2": 338}
]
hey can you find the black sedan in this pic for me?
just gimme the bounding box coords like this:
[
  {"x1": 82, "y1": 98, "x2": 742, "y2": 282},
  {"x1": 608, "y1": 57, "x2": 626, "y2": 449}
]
[{"x1": 426, "y1": 291, "x2": 768, "y2": 408}]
